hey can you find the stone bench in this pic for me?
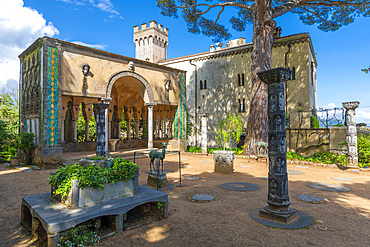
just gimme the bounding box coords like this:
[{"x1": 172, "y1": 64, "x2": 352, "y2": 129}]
[{"x1": 21, "y1": 186, "x2": 168, "y2": 247}]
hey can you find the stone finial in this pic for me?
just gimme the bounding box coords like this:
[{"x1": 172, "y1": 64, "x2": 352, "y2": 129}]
[
  {"x1": 342, "y1": 101, "x2": 360, "y2": 110},
  {"x1": 257, "y1": 67, "x2": 292, "y2": 84},
  {"x1": 210, "y1": 45, "x2": 215, "y2": 52},
  {"x1": 128, "y1": 61, "x2": 135, "y2": 71}
]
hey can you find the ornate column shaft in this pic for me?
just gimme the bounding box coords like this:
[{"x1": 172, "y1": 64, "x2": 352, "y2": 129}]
[
  {"x1": 93, "y1": 103, "x2": 109, "y2": 156},
  {"x1": 127, "y1": 119, "x2": 131, "y2": 140},
  {"x1": 199, "y1": 113, "x2": 209, "y2": 154},
  {"x1": 258, "y1": 67, "x2": 298, "y2": 223},
  {"x1": 145, "y1": 103, "x2": 156, "y2": 149},
  {"x1": 343, "y1": 101, "x2": 360, "y2": 167},
  {"x1": 102, "y1": 98, "x2": 111, "y2": 153},
  {"x1": 135, "y1": 120, "x2": 140, "y2": 139},
  {"x1": 61, "y1": 117, "x2": 65, "y2": 143}
]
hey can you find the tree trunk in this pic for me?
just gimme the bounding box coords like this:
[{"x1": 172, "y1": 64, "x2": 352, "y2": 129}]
[{"x1": 244, "y1": 0, "x2": 275, "y2": 155}]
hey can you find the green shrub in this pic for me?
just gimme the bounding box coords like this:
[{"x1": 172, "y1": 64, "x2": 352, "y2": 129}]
[
  {"x1": 287, "y1": 151, "x2": 347, "y2": 166},
  {"x1": 48, "y1": 158, "x2": 139, "y2": 197},
  {"x1": 358, "y1": 134, "x2": 370, "y2": 168},
  {"x1": 186, "y1": 146, "x2": 244, "y2": 155},
  {"x1": 215, "y1": 113, "x2": 243, "y2": 149},
  {"x1": 15, "y1": 132, "x2": 35, "y2": 165},
  {"x1": 58, "y1": 222, "x2": 99, "y2": 247},
  {"x1": 310, "y1": 116, "x2": 320, "y2": 128}
]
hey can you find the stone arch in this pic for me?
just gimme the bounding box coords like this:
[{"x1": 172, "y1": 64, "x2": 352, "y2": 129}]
[{"x1": 106, "y1": 71, "x2": 155, "y2": 104}]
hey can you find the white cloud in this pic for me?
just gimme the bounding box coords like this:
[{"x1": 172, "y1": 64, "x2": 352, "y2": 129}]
[
  {"x1": 356, "y1": 109, "x2": 370, "y2": 125},
  {"x1": 0, "y1": 0, "x2": 59, "y2": 90},
  {"x1": 72, "y1": 41, "x2": 107, "y2": 50},
  {"x1": 322, "y1": 102, "x2": 338, "y2": 109},
  {"x1": 59, "y1": 0, "x2": 123, "y2": 19}
]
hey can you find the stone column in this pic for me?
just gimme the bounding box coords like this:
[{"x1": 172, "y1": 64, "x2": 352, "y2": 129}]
[
  {"x1": 93, "y1": 102, "x2": 109, "y2": 156},
  {"x1": 135, "y1": 120, "x2": 140, "y2": 139},
  {"x1": 257, "y1": 67, "x2": 298, "y2": 223},
  {"x1": 102, "y1": 98, "x2": 111, "y2": 154},
  {"x1": 145, "y1": 103, "x2": 157, "y2": 149},
  {"x1": 61, "y1": 117, "x2": 65, "y2": 143},
  {"x1": 85, "y1": 119, "x2": 90, "y2": 141},
  {"x1": 127, "y1": 119, "x2": 131, "y2": 140},
  {"x1": 199, "y1": 113, "x2": 209, "y2": 154},
  {"x1": 73, "y1": 120, "x2": 78, "y2": 142},
  {"x1": 343, "y1": 101, "x2": 360, "y2": 167}
]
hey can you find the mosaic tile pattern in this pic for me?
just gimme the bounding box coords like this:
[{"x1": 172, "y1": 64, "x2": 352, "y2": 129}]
[
  {"x1": 180, "y1": 75, "x2": 186, "y2": 138},
  {"x1": 39, "y1": 47, "x2": 44, "y2": 145},
  {"x1": 46, "y1": 47, "x2": 59, "y2": 146},
  {"x1": 174, "y1": 106, "x2": 178, "y2": 138}
]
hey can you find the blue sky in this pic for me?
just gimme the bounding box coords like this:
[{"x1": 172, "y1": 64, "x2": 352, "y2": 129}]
[{"x1": 1, "y1": 0, "x2": 369, "y2": 123}]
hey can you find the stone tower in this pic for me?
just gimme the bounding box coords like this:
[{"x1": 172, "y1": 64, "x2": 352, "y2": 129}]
[{"x1": 133, "y1": 20, "x2": 168, "y2": 63}]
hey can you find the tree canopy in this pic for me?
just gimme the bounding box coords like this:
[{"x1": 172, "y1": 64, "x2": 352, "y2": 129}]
[{"x1": 158, "y1": 0, "x2": 370, "y2": 42}]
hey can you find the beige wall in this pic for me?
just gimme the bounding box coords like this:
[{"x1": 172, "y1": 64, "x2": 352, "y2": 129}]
[
  {"x1": 161, "y1": 34, "x2": 317, "y2": 146},
  {"x1": 61, "y1": 50, "x2": 181, "y2": 105}
]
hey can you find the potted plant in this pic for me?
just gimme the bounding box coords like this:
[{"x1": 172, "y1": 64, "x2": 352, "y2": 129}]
[
  {"x1": 15, "y1": 132, "x2": 35, "y2": 166},
  {"x1": 48, "y1": 157, "x2": 139, "y2": 208},
  {"x1": 213, "y1": 114, "x2": 243, "y2": 173}
]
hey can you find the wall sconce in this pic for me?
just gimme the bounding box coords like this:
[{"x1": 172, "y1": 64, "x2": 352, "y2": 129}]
[{"x1": 82, "y1": 64, "x2": 90, "y2": 77}]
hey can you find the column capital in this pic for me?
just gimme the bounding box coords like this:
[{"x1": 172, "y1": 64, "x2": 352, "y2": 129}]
[
  {"x1": 145, "y1": 102, "x2": 157, "y2": 108},
  {"x1": 101, "y1": 97, "x2": 112, "y2": 104},
  {"x1": 199, "y1": 113, "x2": 209, "y2": 118},
  {"x1": 257, "y1": 67, "x2": 292, "y2": 84},
  {"x1": 342, "y1": 101, "x2": 360, "y2": 110}
]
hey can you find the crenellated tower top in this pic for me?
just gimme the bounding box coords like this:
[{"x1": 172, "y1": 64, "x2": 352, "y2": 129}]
[{"x1": 133, "y1": 20, "x2": 168, "y2": 63}]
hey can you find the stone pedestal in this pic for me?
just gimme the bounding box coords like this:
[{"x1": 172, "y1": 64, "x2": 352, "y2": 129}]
[
  {"x1": 199, "y1": 113, "x2": 209, "y2": 154},
  {"x1": 342, "y1": 101, "x2": 360, "y2": 168},
  {"x1": 213, "y1": 150, "x2": 234, "y2": 174},
  {"x1": 109, "y1": 139, "x2": 120, "y2": 152},
  {"x1": 93, "y1": 103, "x2": 109, "y2": 156},
  {"x1": 250, "y1": 67, "x2": 311, "y2": 227},
  {"x1": 147, "y1": 172, "x2": 168, "y2": 189},
  {"x1": 10, "y1": 156, "x2": 21, "y2": 166}
]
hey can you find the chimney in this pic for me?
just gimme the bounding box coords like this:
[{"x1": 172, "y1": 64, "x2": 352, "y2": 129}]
[
  {"x1": 273, "y1": 27, "x2": 282, "y2": 39},
  {"x1": 216, "y1": 42, "x2": 223, "y2": 50}
]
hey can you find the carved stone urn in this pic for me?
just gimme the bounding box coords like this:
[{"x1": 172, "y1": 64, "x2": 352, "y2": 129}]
[{"x1": 213, "y1": 150, "x2": 235, "y2": 174}]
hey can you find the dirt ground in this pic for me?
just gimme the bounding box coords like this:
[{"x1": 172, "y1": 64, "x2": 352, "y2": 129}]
[{"x1": 1, "y1": 152, "x2": 369, "y2": 247}]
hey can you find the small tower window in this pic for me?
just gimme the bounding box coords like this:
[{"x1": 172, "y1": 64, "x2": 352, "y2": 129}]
[
  {"x1": 238, "y1": 74, "x2": 245, "y2": 86},
  {"x1": 200, "y1": 80, "x2": 203, "y2": 89},
  {"x1": 292, "y1": 67, "x2": 296, "y2": 80},
  {"x1": 204, "y1": 80, "x2": 207, "y2": 89},
  {"x1": 239, "y1": 99, "x2": 246, "y2": 112}
]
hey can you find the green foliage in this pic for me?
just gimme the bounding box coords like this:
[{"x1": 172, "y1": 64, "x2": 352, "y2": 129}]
[
  {"x1": 186, "y1": 145, "x2": 244, "y2": 155},
  {"x1": 186, "y1": 111, "x2": 194, "y2": 140},
  {"x1": 358, "y1": 134, "x2": 370, "y2": 168},
  {"x1": 86, "y1": 155, "x2": 110, "y2": 160},
  {"x1": 77, "y1": 106, "x2": 97, "y2": 142},
  {"x1": 48, "y1": 158, "x2": 139, "y2": 197},
  {"x1": 310, "y1": 116, "x2": 320, "y2": 128},
  {"x1": 333, "y1": 123, "x2": 344, "y2": 127},
  {"x1": 156, "y1": 201, "x2": 167, "y2": 209},
  {"x1": 15, "y1": 132, "x2": 35, "y2": 150},
  {"x1": 215, "y1": 113, "x2": 243, "y2": 150},
  {"x1": 287, "y1": 151, "x2": 347, "y2": 166},
  {"x1": 361, "y1": 66, "x2": 370, "y2": 74},
  {"x1": 0, "y1": 91, "x2": 19, "y2": 155},
  {"x1": 58, "y1": 222, "x2": 99, "y2": 247}
]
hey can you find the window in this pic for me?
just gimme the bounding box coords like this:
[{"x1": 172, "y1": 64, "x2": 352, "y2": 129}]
[
  {"x1": 239, "y1": 99, "x2": 246, "y2": 112},
  {"x1": 292, "y1": 67, "x2": 296, "y2": 80},
  {"x1": 200, "y1": 80, "x2": 207, "y2": 89},
  {"x1": 238, "y1": 74, "x2": 245, "y2": 86},
  {"x1": 200, "y1": 80, "x2": 203, "y2": 89}
]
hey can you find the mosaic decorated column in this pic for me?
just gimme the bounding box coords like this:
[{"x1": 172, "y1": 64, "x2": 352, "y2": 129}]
[
  {"x1": 257, "y1": 67, "x2": 298, "y2": 223},
  {"x1": 343, "y1": 101, "x2": 360, "y2": 167},
  {"x1": 93, "y1": 103, "x2": 109, "y2": 156},
  {"x1": 145, "y1": 103, "x2": 156, "y2": 149},
  {"x1": 199, "y1": 113, "x2": 209, "y2": 154}
]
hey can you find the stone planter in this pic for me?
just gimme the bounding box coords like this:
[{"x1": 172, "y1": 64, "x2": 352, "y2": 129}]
[
  {"x1": 79, "y1": 158, "x2": 113, "y2": 168},
  {"x1": 10, "y1": 156, "x2": 21, "y2": 166},
  {"x1": 52, "y1": 172, "x2": 139, "y2": 208},
  {"x1": 213, "y1": 150, "x2": 235, "y2": 174}
]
